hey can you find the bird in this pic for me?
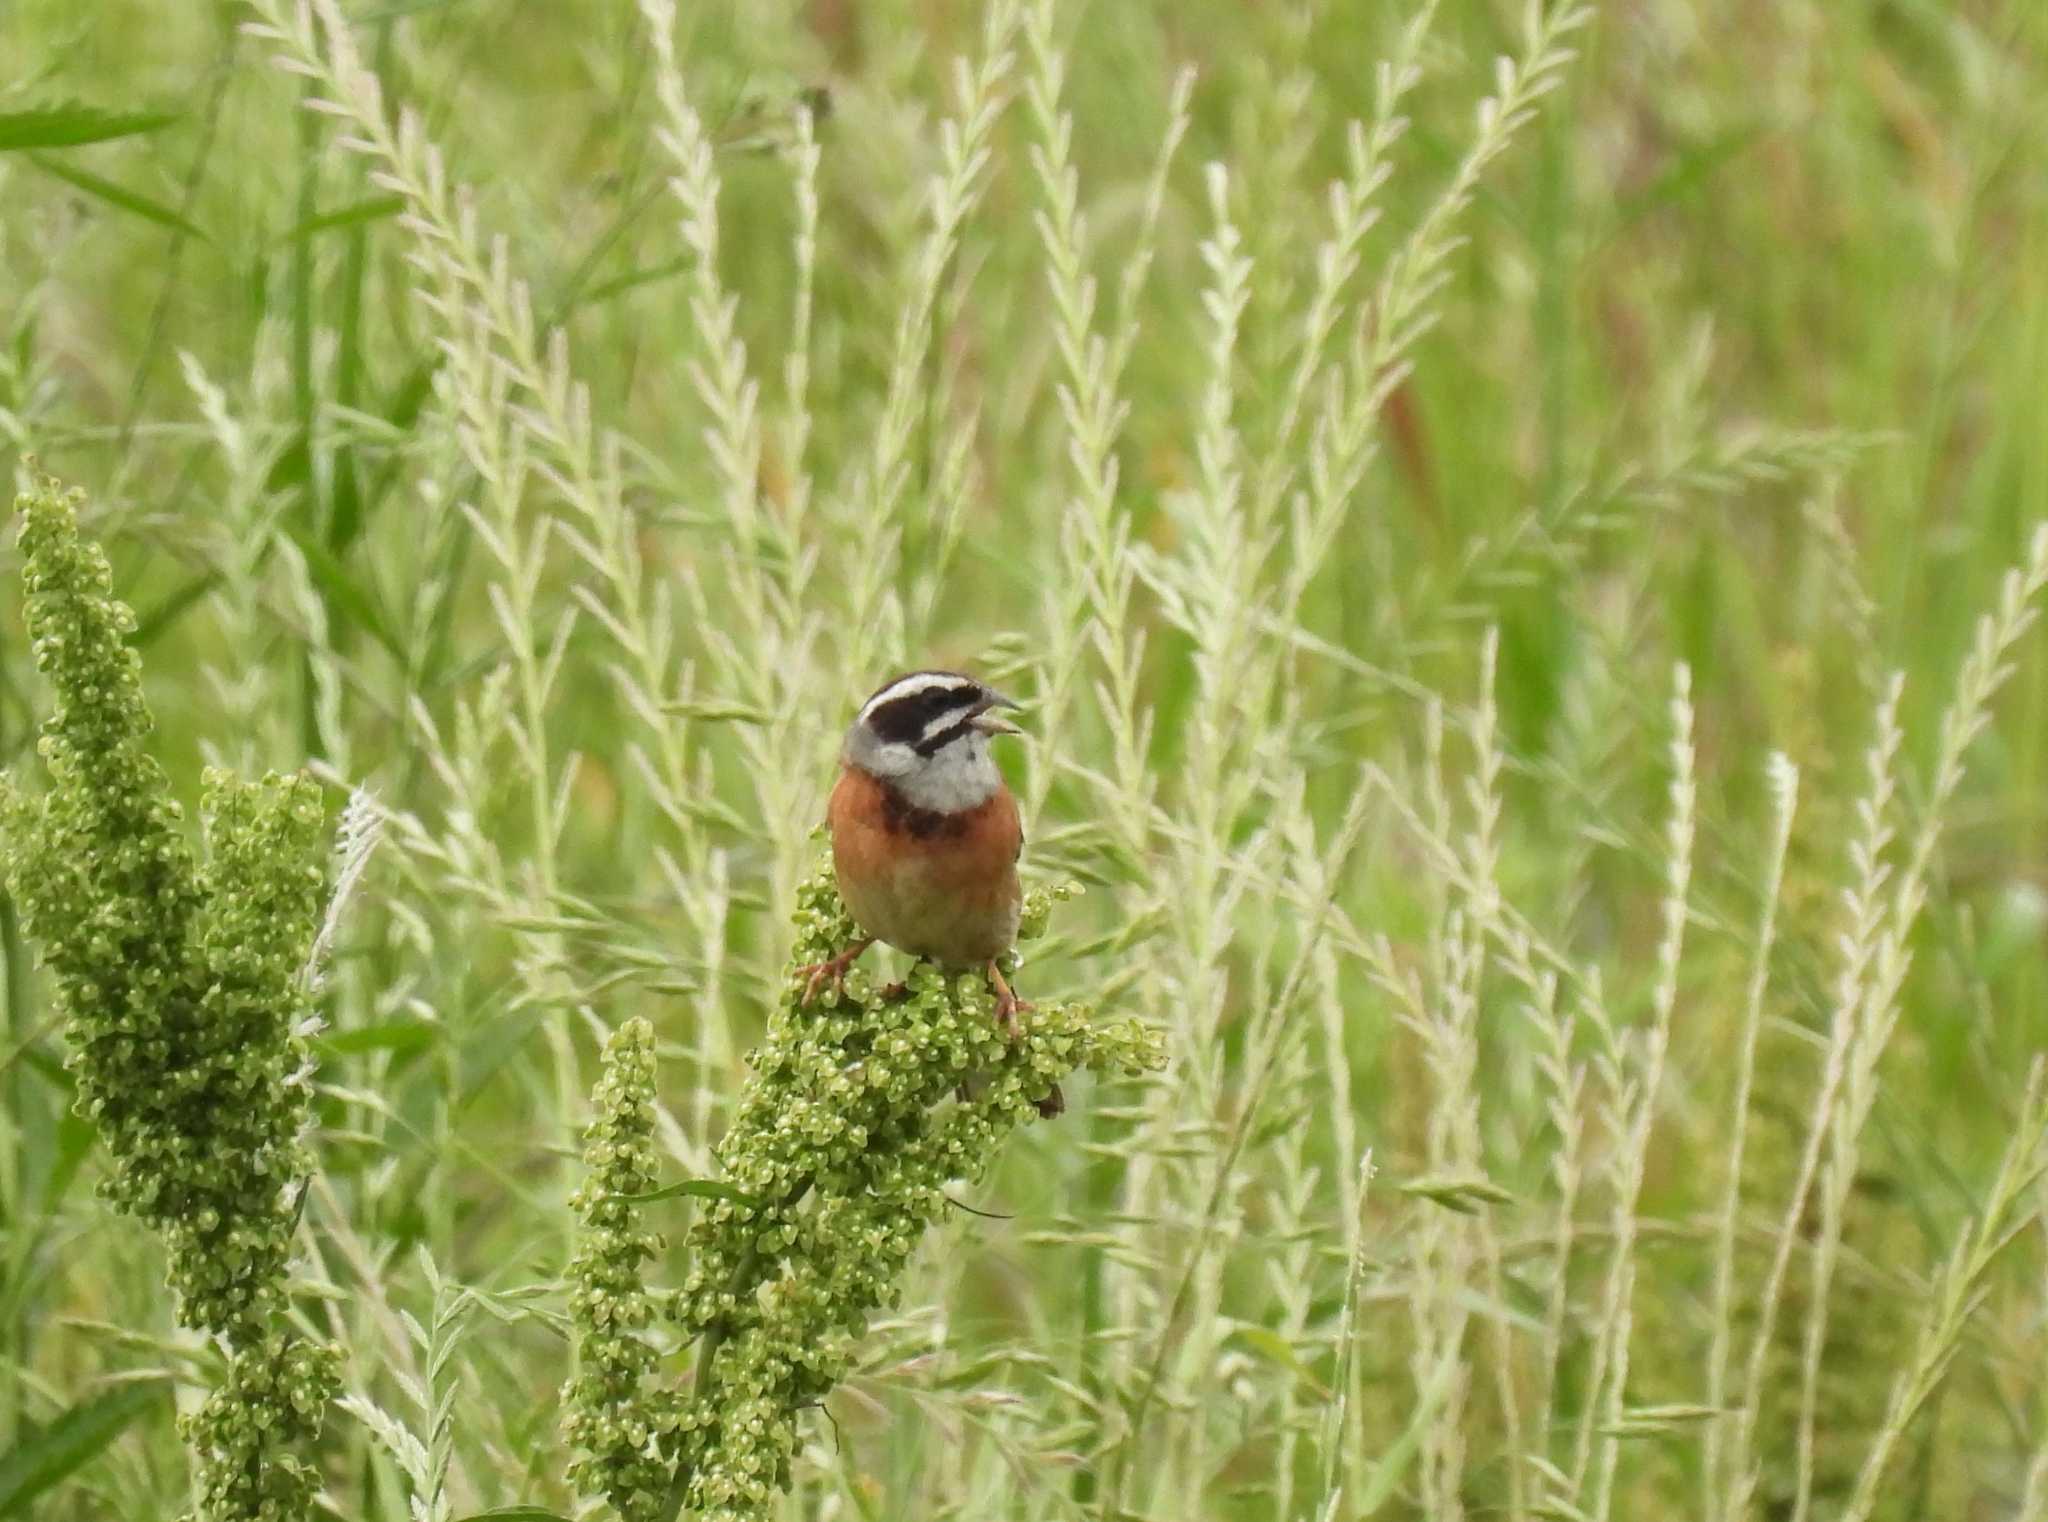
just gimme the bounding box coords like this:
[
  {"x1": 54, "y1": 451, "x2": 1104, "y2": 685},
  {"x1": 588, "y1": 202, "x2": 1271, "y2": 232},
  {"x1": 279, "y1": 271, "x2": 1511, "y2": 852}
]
[{"x1": 797, "y1": 669, "x2": 1063, "y2": 1116}]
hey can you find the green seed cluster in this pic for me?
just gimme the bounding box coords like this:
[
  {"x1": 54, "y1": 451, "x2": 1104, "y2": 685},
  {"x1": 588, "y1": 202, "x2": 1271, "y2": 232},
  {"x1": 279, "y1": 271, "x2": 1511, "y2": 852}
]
[
  {"x1": 0, "y1": 477, "x2": 339, "y2": 1517},
  {"x1": 563, "y1": 1018, "x2": 675, "y2": 1522},
  {"x1": 182, "y1": 1334, "x2": 342, "y2": 1522},
  {"x1": 564, "y1": 866, "x2": 1163, "y2": 1521}
]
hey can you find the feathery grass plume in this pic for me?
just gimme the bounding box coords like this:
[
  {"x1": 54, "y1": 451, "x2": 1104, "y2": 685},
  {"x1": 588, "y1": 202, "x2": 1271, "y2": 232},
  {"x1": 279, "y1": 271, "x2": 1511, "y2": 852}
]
[
  {"x1": 1118, "y1": 162, "x2": 1260, "y2": 1516},
  {"x1": 2020, "y1": 1242, "x2": 2048, "y2": 1522},
  {"x1": 1453, "y1": 634, "x2": 1527, "y2": 1521},
  {"x1": 1837, "y1": 1058, "x2": 2048, "y2": 1522},
  {"x1": 0, "y1": 473, "x2": 341, "y2": 1519},
  {"x1": 561, "y1": 866, "x2": 1162, "y2": 1521},
  {"x1": 1102, "y1": 14, "x2": 1601, "y2": 1498},
  {"x1": 243, "y1": 0, "x2": 698, "y2": 1137},
  {"x1": 1018, "y1": 0, "x2": 1187, "y2": 837},
  {"x1": 1721, "y1": 674, "x2": 1908, "y2": 1522},
  {"x1": 633, "y1": 0, "x2": 828, "y2": 975},
  {"x1": 836, "y1": 0, "x2": 1021, "y2": 686},
  {"x1": 1407, "y1": 904, "x2": 1484, "y2": 1522},
  {"x1": 1787, "y1": 521, "x2": 2048, "y2": 1522},
  {"x1": 1724, "y1": 524, "x2": 2048, "y2": 1521},
  {"x1": 178, "y1": 347, "x2": 292, "y2": 775},
  {"x1": 1586, "y1": 662, "x2": 1695, "y2": 1522},
  {"x1": 1261, "y1": 0, "x2": 1441, "y2": 587},
  {"x1": 1701, "y1": 752, "x2": 1800, "y2": 1512}
]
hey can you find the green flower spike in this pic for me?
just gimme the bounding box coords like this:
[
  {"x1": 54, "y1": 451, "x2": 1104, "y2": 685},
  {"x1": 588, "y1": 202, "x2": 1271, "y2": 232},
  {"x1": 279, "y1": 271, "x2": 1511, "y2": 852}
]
[
  {"x1": 564, "y1": 1018, "x2": 676, "y2": 1522},
  {"x1": 564, "y1": 868, "x2": 1163, "y2": 1521},
  {"x1": 0, "y1": 474, "x2": 341, "y2": 1520}
]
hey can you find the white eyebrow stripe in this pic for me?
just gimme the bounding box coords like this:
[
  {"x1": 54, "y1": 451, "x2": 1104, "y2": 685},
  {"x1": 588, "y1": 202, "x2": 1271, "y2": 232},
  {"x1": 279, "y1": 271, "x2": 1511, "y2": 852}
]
[
  {"x1": 858, "y1": 671, "x2": 973, "y2": 724},
  {"x1": 919, "y1": 709, "x2": 976, "y2": 742}
]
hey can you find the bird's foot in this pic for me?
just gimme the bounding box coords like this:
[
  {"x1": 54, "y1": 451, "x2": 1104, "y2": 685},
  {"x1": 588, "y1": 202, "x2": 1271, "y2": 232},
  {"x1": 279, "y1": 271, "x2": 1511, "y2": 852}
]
[
  {"x1": 974, "y1": 964, "x2": 1063, "y2": 1119},
  {"x1": 985, "y1": 960, "x2": 1034, "y2": 1036},
  {"x1": 795, "y1": 938, "x2": 874, "y2": 1005}
]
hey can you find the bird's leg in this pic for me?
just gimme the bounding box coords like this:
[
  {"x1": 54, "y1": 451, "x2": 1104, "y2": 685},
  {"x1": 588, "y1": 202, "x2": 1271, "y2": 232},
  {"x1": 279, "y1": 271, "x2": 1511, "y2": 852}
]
[
  {"x1": 985, "y1": 960, "x2": 1033, "y2": 1035},
  {"x1": 795, "y1": 937, "x2": 873, "y2": 1005},
  {"x1": 979, "y1": 963, "x2": 1063, "y2": 1119}
]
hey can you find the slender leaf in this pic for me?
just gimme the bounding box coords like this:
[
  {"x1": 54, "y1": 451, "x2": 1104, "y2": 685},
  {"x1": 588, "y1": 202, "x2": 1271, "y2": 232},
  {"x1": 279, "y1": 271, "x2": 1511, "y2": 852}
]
[
  {"x1": 130, "y1": 573, "x2": 222, "y2": 648},
  {"x1": 320, "y1": 1019, "x2": 442, "y2": 1060},
  {"x1": 287, "y1": 530, "x2": 405, "y2": 662},
  {"x1": 0, "y1": 104, "x2": 178, "y2": 151},
  {"x1": 39, "y1": 1110, "x2": 96, "y2": 1213},
  {"x1": 0, "y1": 1381, "x2": 167, "y2": 1515},
  {"x1": 25, "y1": 154, "x2": 207, "y2": 241},
  {"x1": 278, "y1": 193, "x2": 405, "y2": 244},
  {"x1": 578, "y1": 255, "x2": 696, "y2": 308},
  {"x1": 1222, "y1": 1325, "x2": 1330, "y2": 1399}
]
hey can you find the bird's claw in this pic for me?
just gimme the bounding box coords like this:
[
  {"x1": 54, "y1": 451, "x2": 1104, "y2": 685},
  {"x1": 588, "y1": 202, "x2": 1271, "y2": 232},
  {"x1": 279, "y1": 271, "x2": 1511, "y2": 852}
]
[
  {"x1": 985, "y1": 961, "x2": 1034, "y2": 1037},
  {"x1": 979, "y1": 962, "x2": 1063, "y2": 1120},
  {"x1": 994, "y1": 989, "x2": 1037, "y2": 1035},
  {"x1": 795, "y1": 938, "x2": 873, "y2": 1005}
]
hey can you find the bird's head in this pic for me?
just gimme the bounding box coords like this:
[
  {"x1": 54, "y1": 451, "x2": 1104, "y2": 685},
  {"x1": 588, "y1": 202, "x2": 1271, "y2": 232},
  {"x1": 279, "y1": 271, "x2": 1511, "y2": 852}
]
[{"x1": 842, "y1": 670, "x2": 1023, "y2": 812}]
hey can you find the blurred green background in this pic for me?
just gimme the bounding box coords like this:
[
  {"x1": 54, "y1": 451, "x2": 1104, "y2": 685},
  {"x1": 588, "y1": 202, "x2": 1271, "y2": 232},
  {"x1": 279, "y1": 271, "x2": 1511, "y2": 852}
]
[{"x1": 5, "y1": 0, "x2": 2048, "y2": 1517}]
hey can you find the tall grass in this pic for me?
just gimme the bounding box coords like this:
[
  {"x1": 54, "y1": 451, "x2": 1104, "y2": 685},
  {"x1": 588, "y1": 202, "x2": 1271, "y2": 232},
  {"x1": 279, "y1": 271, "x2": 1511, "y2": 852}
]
[{"x1": 5, "y1": 0, "x2": 2048, "y2": 1517}]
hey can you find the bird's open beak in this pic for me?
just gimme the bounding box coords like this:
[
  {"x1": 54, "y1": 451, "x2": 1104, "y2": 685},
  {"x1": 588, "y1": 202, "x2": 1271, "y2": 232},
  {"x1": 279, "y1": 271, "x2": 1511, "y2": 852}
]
[{"x1": 971, "y1": 689, "x2": 1024, "y2": 737}]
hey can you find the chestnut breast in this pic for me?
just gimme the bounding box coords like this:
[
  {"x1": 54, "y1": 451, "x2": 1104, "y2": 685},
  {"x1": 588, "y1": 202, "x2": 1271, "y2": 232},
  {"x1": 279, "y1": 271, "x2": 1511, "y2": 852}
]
[{"x1": 828, "y1": 765, "x2": 1023, "y2": 967}]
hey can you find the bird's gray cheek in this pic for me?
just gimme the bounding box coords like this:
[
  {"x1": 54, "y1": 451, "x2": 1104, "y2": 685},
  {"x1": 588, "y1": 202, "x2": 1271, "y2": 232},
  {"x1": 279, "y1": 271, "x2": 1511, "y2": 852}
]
[{"x1": 869, "y1": 745, "x2": 916, "y2": 778}]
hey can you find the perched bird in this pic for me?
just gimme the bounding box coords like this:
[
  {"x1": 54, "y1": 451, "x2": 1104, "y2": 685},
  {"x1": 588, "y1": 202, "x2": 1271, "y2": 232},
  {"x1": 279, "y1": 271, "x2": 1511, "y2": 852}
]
[{"x1": 799, "y1": 669, "x2": 1061, "y2": 1115}]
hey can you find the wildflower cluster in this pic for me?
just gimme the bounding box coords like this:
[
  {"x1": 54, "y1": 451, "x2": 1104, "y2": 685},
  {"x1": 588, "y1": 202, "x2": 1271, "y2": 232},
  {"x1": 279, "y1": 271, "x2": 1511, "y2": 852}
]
[
  {"x1": 564, "y1": 867, "x2": 1163, "y2": 1520},
  {"x1": 0, "y1": 476, "x2": 340, "y2": 1520}
]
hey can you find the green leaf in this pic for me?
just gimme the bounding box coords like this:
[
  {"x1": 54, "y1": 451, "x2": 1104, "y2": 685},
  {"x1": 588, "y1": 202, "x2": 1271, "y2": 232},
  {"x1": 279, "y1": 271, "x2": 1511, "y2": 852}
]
[
  {"x1": 265, "y1": 429, "x2": 313, "y2": 493},
  {"x1": 660, "y1": 697, "x2": 772, "y2": 725},
  {"x1": 14, "y1": 1044, "x2": 71, "y2": 1093},
  {"x1": 286, "y1": 530, "x2": 405, "y2": 662},
  {"x1": 319, "y1": 1018, "x2": 442, "y2": 1060},
  {"x1": 621, "y1": 1179, "x2": 762, "y2": 1208},
  {"x1": 25, "y1": 153, "x2": 207, "y2": 241},
  {"x1": 278, "y1": 193, "x2": 405, "y2": 244},
  {"x1": 0, "y1": 1380, "x2": 167, "y2": 1515},
  {"x1": 1222, "y1": 1325, "x2": 1329, "y2": 1398},
  {"x1": 453, "y1": 1509, "x2": 575, "y2": 1521},
  {"x1": 1355, "y1": 1351, "x2": 1458, "y2": 1511},
  {"x1": 0, "y1": 104, "x2": 179, "y2": 151},
  {"x1": 130, "y1": 572, "x2": 222, "y2": 647},
  {"x1": 39, "y1": 1110, "x2": 96, "y2": 1213},
  {"x1": 577, "y1": 255, "x2": 695, "y2": 307},
  {"x1": 1398, "y1": 1172, "x2": 1513, "y2": 1214}
]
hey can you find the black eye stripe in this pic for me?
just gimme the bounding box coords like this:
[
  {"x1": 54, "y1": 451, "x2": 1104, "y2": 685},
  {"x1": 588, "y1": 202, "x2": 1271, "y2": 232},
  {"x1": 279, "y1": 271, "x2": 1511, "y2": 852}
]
[
  {"x1": 911, "y1": 716, "x2": 976, "y2": 757},
  {"x1": 866, "y1": 680, "x2": 981, "y2": 744}
]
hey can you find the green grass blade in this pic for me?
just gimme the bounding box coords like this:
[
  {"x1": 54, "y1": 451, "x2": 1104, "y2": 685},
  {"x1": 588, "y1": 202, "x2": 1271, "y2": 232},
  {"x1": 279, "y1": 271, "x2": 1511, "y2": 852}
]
[
  {"x1": 0, "y1": 104, "x2": 179, "y2": 150},
  {"x1": 0, "y1": 1381, "x2": 167, "y2": 1515},
  {"x1": 277, "y1": 193, "x2": 405, "y2": 244},
  {"x1": 24, "y1": 153, "x2": 208, "y2": 242}
]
